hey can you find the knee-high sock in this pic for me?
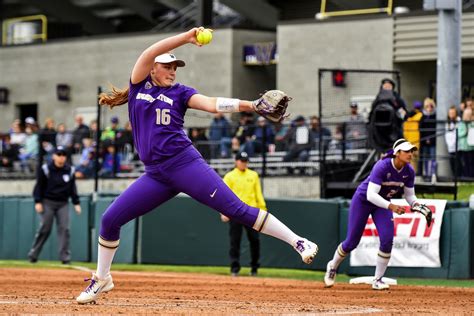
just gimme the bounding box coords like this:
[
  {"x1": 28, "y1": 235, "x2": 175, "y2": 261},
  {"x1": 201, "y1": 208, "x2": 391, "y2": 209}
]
[
  {"x1": 374, "y1": 251, "x2": 391, "y2": 280},
  {"x1": 330, "y1": 243, "x2": 348, "y2": 270},
  {"x1": 96, "y1": 237, "x2": 119, "y2": 279},
  {"x1": 255, "y1": 212, "x2": 300, "y2": 246}
]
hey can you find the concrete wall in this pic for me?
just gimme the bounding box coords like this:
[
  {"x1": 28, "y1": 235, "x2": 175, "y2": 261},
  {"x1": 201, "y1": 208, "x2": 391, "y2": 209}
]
[
  {"x1": 0, "y1": 176, "x2": 320, "y2": 199},
  {"x1": 277, "y1": 17, "x2": 394, "y2": 117},
  {"x1": 0, "y1": 29, "x2": 274, "y2": 130}
]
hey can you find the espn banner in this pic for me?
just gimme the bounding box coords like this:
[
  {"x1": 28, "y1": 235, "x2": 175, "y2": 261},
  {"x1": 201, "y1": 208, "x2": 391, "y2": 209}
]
[{"x1": 350, "y1": 199, "x2": 447, "y2": 267}]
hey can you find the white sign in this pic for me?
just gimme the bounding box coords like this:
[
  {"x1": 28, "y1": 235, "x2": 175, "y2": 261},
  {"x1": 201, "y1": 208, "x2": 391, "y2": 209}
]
[{"x1": 350, "y1": 199, "x2": 447, "y2": 267}]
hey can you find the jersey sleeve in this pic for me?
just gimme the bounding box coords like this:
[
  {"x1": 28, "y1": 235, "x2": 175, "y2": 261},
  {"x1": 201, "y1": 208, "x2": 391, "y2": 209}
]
[
  {"x1": 181, "y1": 85, "x2": 198, "y2": 106},
  {"x1": 369, "y1": 160, "x2": 385, "y2": 185}
]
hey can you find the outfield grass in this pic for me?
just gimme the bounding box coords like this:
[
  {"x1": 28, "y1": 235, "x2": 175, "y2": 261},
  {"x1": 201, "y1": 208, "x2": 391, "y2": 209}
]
[
  {"x1": 427, "y1": 182, "x2": 474, "y2": 201},
  {"x1": 1, "y1": 260, "x2": 472, "y2": 288}
]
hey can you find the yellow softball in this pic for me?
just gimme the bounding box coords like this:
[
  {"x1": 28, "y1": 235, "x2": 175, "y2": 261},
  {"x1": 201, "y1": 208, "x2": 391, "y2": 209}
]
[{"x1": 196, "y1": 29, "x2": 213, "y2": 45}]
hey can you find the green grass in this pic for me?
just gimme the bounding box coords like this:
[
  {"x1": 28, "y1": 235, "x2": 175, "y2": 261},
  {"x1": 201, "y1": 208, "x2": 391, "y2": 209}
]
[
  {"x1": 422, "y1": 182, "x2": 474, "y2": 201},
  {"x1": 1, "y1": 260, "x2": 473, "y2": 288}
]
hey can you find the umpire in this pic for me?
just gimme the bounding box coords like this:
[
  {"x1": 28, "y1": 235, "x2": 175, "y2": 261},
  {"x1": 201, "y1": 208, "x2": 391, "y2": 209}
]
[
  {"x1": 28, "y1": 146, "x2": 81, "y2": 264},
  {"x1": 220, "y1": 152, "x2": 267, "y2": 276}
]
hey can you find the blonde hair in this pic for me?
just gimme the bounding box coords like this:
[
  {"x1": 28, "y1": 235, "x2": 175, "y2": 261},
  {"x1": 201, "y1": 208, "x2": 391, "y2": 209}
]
[
  {"x1": 99, "y1": 84, "x2": 129, "y2": 109},
  {"x1": 423, "y1": 97, "x2": 436, "y2": 109}
]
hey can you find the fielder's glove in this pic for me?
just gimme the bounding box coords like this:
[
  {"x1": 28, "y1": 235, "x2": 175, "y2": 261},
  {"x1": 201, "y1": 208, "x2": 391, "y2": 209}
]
[
  {"x1": 252, "y1": 90, "x2": 292, "y2": 123},
  {"x1": 411, "y1": 203, "x2": 433, "y2": 227}
]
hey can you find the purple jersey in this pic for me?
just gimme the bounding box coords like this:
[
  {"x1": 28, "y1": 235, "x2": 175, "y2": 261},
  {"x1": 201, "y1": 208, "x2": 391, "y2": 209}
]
[
  {"x1": 355, "y1": 158, "x2": 415, "y2": 203},
  {"x1": 128, "y1": 76, "x2": 197, "y2": 165}
]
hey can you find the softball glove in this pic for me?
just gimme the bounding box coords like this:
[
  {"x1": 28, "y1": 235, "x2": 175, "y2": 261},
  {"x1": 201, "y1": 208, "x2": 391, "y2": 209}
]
[
  {"x1": 252, "y1": 90, "x2": 292, "y2": 123},
  {"x1": 411, "y1": 203, "x2": 433, "y2": 227}
]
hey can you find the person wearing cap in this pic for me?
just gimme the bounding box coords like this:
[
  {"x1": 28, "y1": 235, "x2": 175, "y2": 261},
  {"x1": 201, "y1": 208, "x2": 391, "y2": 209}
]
[
  {"x1": 403, "y1": 101, "x2": 423, "y2": 174},
  {"x1": 324, "y1": 138, "x2": 423, "y2": 291},
  {"x1": 28, "y1": 146, "x2": 81, "y2": 264},
  {"x1": 345, "y1": 102, "x2": 367, "y2": 149},
  {"x1": 76, "y1": 27, "x2": 318, "y2": 304},
  {"x1": 101, "y1": 116, "x2": 121, "y2": 142},
  {"x1": 220, "y1": 151, "x2": 266, "y2": 276}
]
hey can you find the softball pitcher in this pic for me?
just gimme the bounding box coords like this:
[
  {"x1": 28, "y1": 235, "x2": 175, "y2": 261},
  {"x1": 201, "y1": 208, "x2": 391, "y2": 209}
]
[
  {"x1": 76, "y1": 27, "x2": 318, "y2": 304},
  {"x1": 324, "y1": 138, "x2": 430, "y2": 290}
]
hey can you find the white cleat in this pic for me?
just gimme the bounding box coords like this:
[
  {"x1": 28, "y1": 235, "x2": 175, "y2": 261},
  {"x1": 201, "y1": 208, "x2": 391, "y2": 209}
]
[
  {"x1": 372, "y1": 278, "x2": 390, "y2": 290},
  {"x1": 76, "y1": 273, "x2": 114, "y2": 304},
  {"x1": 293, "y1": 238, "x2": 319, "y2": 264},
  {"x1": 324, "y1": 261, "x2": 337, "y2": 288}
]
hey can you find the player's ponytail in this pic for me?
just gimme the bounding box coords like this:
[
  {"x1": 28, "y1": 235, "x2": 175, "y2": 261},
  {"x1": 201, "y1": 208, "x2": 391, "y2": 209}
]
[{"x1": 98, "y1": 84, "x2": 129, "y2": 109}]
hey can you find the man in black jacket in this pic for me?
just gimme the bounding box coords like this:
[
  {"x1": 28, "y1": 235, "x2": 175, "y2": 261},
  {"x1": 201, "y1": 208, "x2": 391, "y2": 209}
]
[{"x1": 28, "y1": 146, "x2": 81, "y2": 264}]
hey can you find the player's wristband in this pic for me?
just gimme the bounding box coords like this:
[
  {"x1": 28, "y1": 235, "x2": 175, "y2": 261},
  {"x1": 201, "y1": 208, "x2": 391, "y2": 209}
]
[{"x1": 216, "y1": 97, "x2": 240, "y2": 112}]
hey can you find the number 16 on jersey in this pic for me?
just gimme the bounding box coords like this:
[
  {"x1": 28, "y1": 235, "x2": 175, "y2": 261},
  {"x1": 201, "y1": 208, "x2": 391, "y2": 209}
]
[{"x1": 156, "y1": 108, "x2": 171, "y2": 125}]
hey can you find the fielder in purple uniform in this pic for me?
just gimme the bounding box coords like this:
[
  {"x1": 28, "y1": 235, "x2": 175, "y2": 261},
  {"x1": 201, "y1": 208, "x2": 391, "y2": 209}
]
[
  {"x1": 324, "y1": 139, "x2": 422, "y2": 290},
  {"x1": 76, "y1": 27, "x2": 318, "y2": 304}
]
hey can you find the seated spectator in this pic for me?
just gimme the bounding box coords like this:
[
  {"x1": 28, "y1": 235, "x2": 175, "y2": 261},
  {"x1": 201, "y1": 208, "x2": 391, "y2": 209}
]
[
  {"x1": 25, "y1": 117, "x2": 39, "y2": 133},
  {"x1": 89, "y1": 120, "x2": 99, "y2": 141},
  {"x1": 243, "y1": 116, "x2": 275, "y2": 156},
  {"x1": 75, "y1": 138, "x2": 96, "y2": 179},
  {"x1": 283, "y1": 115, "x2": 314, "y2": 174},
  {"x1": 19, "y1": 126, "x2": 39, "y2": 171},
  {"x1": 232, "y1": 113, "x2": 255, "y2": 155},
  {"x1": 273, "y1": 122, "x2": 289, "y2": 152},
  {"x1": 1, "y1": 135, "x2": 19, "y2": 171},
  {"x1": 10, "y1": 120, "x2": 26, "y2": 148},
  {"x1": 345, "y1": 102, "x2": 367, "y2": 149},
  {"x1": 56, "y1": 123, "x2": 74, "y2": 157},
  {"x1": 100, "y1": 143, "x2": 122, "y2": 178},
  {"x1": 101, "y1": 116, "x2": 121, "y2": 142},
  {"x1": 330, "y1": 124, "x2": 344, "y2": 150},
  {"x1": 189, "y1": 127, "x2": 210, "y2": 159},
  {"x1": 72, "y1": 115, "x2": 90, "y2": 153},
  {"x1": 309, "y1": 115, "x2": 331, "y2": 151},
  {"x1": 115, "y1": 121, "x2": 134, "y2": 152},
  {"x1": 39, "y1": 118, "x2": 56, "y2": 161},
  {"x1": 209, "y1": 113, "x2": 232, "y2": 158}
]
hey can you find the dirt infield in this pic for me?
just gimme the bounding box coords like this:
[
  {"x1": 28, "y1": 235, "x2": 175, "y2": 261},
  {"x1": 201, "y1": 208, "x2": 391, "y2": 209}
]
[{"x1": 0, "y1": 268, "x2": 473, "y2": 314}]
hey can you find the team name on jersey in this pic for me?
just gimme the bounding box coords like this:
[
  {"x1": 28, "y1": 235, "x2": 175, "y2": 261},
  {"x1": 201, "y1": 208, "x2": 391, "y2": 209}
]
[{"x1": 136, "y1": 93, "x2": 174, "y2": 106}]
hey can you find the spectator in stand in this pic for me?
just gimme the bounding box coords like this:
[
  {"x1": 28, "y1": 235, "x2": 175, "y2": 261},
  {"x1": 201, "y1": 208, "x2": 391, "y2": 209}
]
[
  {"x1": 39, "y1": 118, "x2": 57, "y2": 161},
  {"x1": 273, "y1": 122, "x2": 289, "y2": 152},
  {"x1": 466, "y1": 97, "x2": 473, "y2": 111},
  {"x1": 115, "y1": 121, "x2": 134, "y2": 151},
  {"x1": 232, "y1": 113, "x2": 255, "y2": 156},
  {"x1": 19, "y1": 126, "x2": 39, "y2": 171},
  {"x1": 403, "y1": 101, "x2": 423, "y2": 175},
  {"x1": 309, "y1": 115, "x2": 331, "y2": 152},
  {"x1": 101, "y1": 116, "x2": 121, "y2": 142},
  {"x1": 209, "y1": 113, "x2": 232, "y2": 158},
  {"x1": 1, "y1": 135, "x2": 19, "y2": 171},
  {"x1": 73, "y1": 115, "x2": 90, "y2": 153},
  {"x1": 25, "y1": 117, "x2": 39, "y2": 133},
  {"x1": 345, "y1": 102, "x2": 367, "y2": 149},
  {"x1": 243, "y1": 116, "x2": 275, "y2": 156},
  {"x1": 89, "y1": 120, "x2": 99, "y2": 141},
  {"x1": 457, "y1": 107, "x2": 474, "y2": 178},
  {"x1": 189, "y1": 127, "x2": 210, "y2": 159},
  {"x1": 445, "y1": 105, "x2": 461, "y2": 177},
  {"x1": 9, "y1": 120, "x2": 26, "y2": 149},
  {"x1": 330, "y1": 124, "x2": 344, "y2": 150},
  {"x1": 100, "y1": 142, "x2": 122, "y2": 178},
  {"x1": 75, "y1": 138, "x2": 96, "y2": 179},
  {"x1": 56, "y1": 123, "x2": 74, "y2": 157},
  {"x1": 419, "y1": 98, "x2": 437, "y2": 181},
  {"x1": 283, "y1": 115, "x2": 314, "y2": 174}
]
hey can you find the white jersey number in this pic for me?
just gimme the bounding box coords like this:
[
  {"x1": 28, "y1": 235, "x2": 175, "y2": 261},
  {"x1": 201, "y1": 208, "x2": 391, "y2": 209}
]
[{"x1": 156, "y1": 108, "x2": 171, "y2": 125}]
